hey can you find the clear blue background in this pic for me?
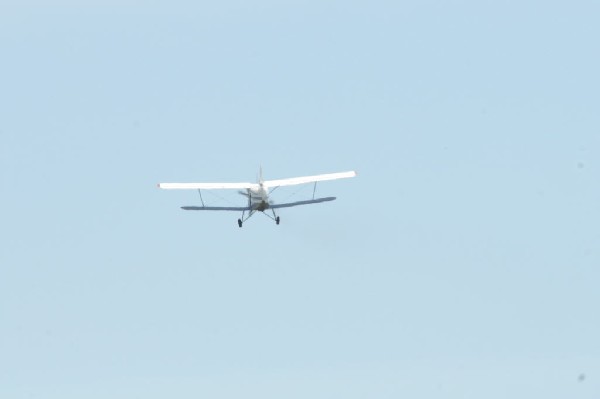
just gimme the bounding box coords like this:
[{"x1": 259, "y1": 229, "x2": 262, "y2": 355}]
[{"x1": 1, "y1": 1, "x2": 599, "y2": 397}]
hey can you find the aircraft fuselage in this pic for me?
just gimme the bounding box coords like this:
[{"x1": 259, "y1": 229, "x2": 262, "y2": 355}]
[{"x1": 249, "y1": 184, "x2": 269, "y2": 211}]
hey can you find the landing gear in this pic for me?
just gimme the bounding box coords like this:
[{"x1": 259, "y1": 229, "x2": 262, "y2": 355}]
[
  {"x1": 238, "y1": 209, "x2": 279, "y2": 227},
  {"x1": 238, "y1": 209, "x2": 255, "y2": 227},
  {"x1": 270, "y1": 208, "x2": 280, "y2": 225}
]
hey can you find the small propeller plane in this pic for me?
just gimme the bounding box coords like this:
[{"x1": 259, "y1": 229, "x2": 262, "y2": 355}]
[{"x1": 158, "y1": 168, "x2": 356, "y2": 227}]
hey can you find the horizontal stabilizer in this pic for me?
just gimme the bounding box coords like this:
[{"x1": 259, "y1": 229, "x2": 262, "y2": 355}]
[
  {"x1": 181, "y1": 206, "x2": 252, "y2": 211},
  {"x1": 270, "y1": 197, "x2": 336, "y2": 209}
]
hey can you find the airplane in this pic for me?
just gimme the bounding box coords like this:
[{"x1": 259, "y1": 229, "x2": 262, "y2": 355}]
[{"x1": 158, "y1": 168, "x2": 356, "y2": 227}]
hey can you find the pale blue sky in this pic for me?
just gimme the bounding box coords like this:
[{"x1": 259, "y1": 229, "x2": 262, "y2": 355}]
[{"x1": 1, "y1": 1, "x2": 599, "y2": 398}]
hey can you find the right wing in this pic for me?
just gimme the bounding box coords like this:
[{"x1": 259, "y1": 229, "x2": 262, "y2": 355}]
[
  {"x1": 263, "y1": 171, "x2": 356, "y2": 188},
  {"x1": 269, "y1": 197, "x2": 336, "y2": 209},
  {"x1": 158, "y1": 182, "x2": 257, "y2": 190}
]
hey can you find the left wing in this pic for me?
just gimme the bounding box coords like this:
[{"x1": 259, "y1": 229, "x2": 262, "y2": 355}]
[
  {"x1": 263, "y1": 171, "x2": 356, "y2": 188},
  {"x1": 158, "y1": 182, "x2": 257, "y2": 190},
  {"x1": 181, "y1": 206, "x2": 252, "y2": 211}
]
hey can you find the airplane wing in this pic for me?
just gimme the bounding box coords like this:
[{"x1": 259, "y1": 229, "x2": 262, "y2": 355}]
[
  {"x1": 182, "y1": 198, "x2": 335, "y2": 211},
  {"x1": 263, "y1": 171, "x2": 356, "y2": 188},
  {"x1": 158, "y1": 182, "x2": 257, "y2": 190},
  {"x1": 181, "y1": 206, "x2": 252, "y2": 211},
  {"x1": 269, "y1": 197, "x2": 336, "y2": 209}
]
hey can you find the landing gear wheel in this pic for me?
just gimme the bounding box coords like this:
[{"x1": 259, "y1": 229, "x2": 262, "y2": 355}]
[
  {"x1": 276, "y1": 216, "x2": 280, "y2": 225},
  {"x1": 238, "y1": 219, "x2": 243, "y2": 228}
]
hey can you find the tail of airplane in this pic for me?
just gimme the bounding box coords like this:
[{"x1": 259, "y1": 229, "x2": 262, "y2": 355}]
[{"x1": 259, "y1": 165, "x2": 264, "y2": 184}]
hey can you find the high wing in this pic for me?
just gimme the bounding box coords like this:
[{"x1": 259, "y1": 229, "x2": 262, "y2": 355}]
[
  {"x1": 263, "y1": 171, "x2": 356, "y2": 188},
  {"x1": 158, "y1": 182, "x2": 257, "y2": 190}
]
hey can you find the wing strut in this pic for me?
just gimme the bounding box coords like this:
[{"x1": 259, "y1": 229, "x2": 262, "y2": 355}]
[
  {"x1": 312, "y1": 182, "x2": 317, "y2": 200},
  {"x1": 198, "y1": 189, "x2": 205, "y2": 206}
]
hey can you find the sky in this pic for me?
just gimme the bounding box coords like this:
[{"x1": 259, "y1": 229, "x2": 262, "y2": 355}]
[{"x1": 1, "y1": 1, "x2": 599, "y2": 398}]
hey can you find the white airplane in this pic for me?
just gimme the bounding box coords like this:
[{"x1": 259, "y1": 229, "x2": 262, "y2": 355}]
[{"x1": 158, "y1": 168, "x2": 356, "y2": 227}]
